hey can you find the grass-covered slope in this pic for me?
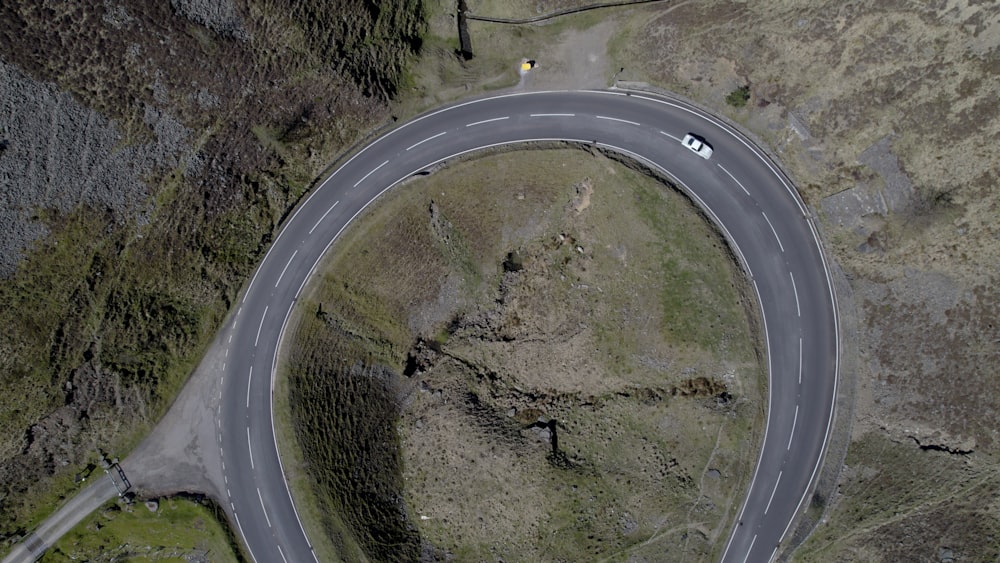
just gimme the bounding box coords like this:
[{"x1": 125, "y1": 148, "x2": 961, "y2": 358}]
[
  {"x1": 0, "y1": 0, "x2": 424, "y2": 543},
  {"x1": 281, "y1": 148, "x2": 764, "y2": 561}
]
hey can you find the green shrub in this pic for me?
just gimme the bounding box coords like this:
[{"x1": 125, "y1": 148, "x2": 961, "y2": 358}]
[{"x1": 726, "y1": 85, "x2": 751, "y2": 108}]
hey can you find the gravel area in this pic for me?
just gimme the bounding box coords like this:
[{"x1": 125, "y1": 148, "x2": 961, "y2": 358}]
[
  {"x1": 819, "y1": 135, "x2": 914, "y2": 234},
  {"x1": 169, "y1": 0, "x2": 249, "y2": 41},
  {"x1": 0, "y1": 60, "x2": 192, "y2": 277}
]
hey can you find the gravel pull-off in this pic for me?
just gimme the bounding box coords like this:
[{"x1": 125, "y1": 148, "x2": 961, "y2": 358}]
[{"x1": 0, "y1": 60, "x2": 191, "y2": 277}]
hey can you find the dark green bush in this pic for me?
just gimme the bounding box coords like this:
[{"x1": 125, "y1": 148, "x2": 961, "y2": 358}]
[{"x1": 726, "y1": 85, "x2": 751, "y2": 108}]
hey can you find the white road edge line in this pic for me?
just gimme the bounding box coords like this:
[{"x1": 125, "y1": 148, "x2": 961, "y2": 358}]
[
  {"x1": 733, "y1": 279, "x2": 772, "y2": 520},
  {"x1": 770, "y1": 546, "x2": 779, "y2": 562},
  {"x1": 778, "y1": 215, "x2": 842, "y2": 545},
  {"x1": 742, "y1": 534, "x2": 758, "y2": 563},
  {"x1": 788, "y1": 405, "x2": 799, "y2": 450},
  {"x1": 718, "y1": 163, "x2": 752, "y2": 196},
  {"x1": 596, "y1": 115, "x2": 640, "y2": 126},
  {"x1": 288, "y1": 131, "x2": 822, "y2": 563},
  {"x1": 764, "y1": 471, "x2": 783, "y2": 515},
  {"x1": 353, "y1": 159, "x2": 388, "y2": 188},
  {"x1": 242, "y1": 88, "x2": 749, "y2": 304},
  {"x1": 789, "y1": 270, "x2": 801, "y2": 316},
  {"x1": 278, "y1": 137, "x2": 786, "y2": 563},
  {"x1": 247, "y1": 426, "x2": 254, "y2": 470},
  {"x1": 254, "y1": 305, "x2": 268, "y2": 347},
  {"x1": 529, "y1": 113, "x2": 574, "y2": 117},
  {"x1": 405, "y1": 131, "x2": 446, "y2": 151},
  {"x1": 626, "y1": 94, "x2": 845, "y2": 549},
  {"x1": 761, "y1": 211, "x2": 785, "y2": 252},
  {"x1": 275, "y1": 250, "x2": 298, "y2": 288},
  {"x1": 269, "y1": 300, "x2": 322, "y2": 563},
  {"x1": 465, "y1": 116, "x2": 509, "y2": 127},
  {"x1": 257, "y1": 487, "x2": 272, "y2": 528},
  {"x1": 308, "y1": 201, "x2": 339, "y2": 235},
  {"x1": 628, "y1": 92, "x2": 810, "y2": 214},
  {"x1": 233, "y1": 512, "x2": 257, "y2": 563}
]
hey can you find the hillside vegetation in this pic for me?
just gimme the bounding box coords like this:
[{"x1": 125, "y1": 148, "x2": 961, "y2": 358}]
[
  {"x1": 282, "y1": 148, "x2": 764, "y2": 560},
  {"x1": 0, "y1": 0, "x2": 423, "y2": 543},
  {"x1": 609, "y1": 0, "x2": 1000, "y2": 558},
  {"x1": 5, "y1": 0, "x2": 998, "y2": 559}
]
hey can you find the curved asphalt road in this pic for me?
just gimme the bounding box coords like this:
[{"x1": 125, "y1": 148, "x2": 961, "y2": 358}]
[{"x1": 219, "y1": 90, "x2": 839, "y2": 563}]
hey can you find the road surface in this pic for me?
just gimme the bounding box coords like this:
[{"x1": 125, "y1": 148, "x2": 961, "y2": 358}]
[
  {"x1": 218, "y1": 89, "x2": 839, "y2": 562},
  {"x1": 1, "y1": 474, "x2": 119, "y2": 563}
]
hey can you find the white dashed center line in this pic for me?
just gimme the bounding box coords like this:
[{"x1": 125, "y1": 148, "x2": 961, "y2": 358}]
[
  {"x1": 596, "y1": 115, "x2": 640, "y2": 126},
  {"x1": 465, "y1": 116, "x2": 509, "y2": 127},
  {"x1": 405, "y1": 131, "x2": 446, "y2": 151},
  {"x1": 789, "y1": 271, "x2": 801, "y2": 317},
  {"x1": 275, "y1": 250, "x2": 298, "y2": 288},
  {"x1": 309, "y1": 201, "x2": 339, "y2": 235},
  {"x1": 659, "y1": 130, "x2": 681, "y2": 142},
  {"x1": 798, "y1": 337, "x2": 803, "y2": 384},
  {"x1": 257, "y1": 487, "x2": 272, "y2": 528},
  {"x1": 743, "y1": 535, "x2": 758, "y2": 563},
  {"x1": 255, "y1": 305, "x2": 268, "y2": 347},
  {"x1": 761, "y1": 211, "x2": 785, "y2": 252},
  {"x1": 246, "y1": 366, "x2": 253, "y2": 408},
  {"x1": 788, "y1": 405, "x2": 799, "y2": 450},
  {"x1": 718, "y1": 163, "x2": 752, "y2": 196},
  {"x1": 353, "y1": 160, "x2": 388, "y2": 188},
  {"x1": 764, "y1": 471, "x2": 782, "y2": 515},
  {"x1": 247, "y1": 426, "x2": 255, "y2": 470}
]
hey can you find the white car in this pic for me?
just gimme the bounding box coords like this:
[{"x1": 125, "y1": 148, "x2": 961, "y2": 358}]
[{"x1": 681, "y1": 134, "x2": 713, "y2": 159}]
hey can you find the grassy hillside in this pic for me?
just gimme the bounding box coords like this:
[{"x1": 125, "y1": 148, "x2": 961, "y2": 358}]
[
  {"x1": 0, "y1": 0, "x2": 424, "y2": 544},
  {"x1": 5, "y1": 0, "x2": 996, "y2": 559},
  {"x1": 42, "y1": 495, "x2": 243, "y2": 562},
  {"x1": 609, "y1": 0, "x2": 1000, "y2": 558},
  {"x1": 280, "y1": 148, "x2": 764, "y2": 560}
]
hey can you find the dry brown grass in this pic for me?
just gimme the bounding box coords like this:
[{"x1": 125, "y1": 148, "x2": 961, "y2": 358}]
[
  {"x1": 282, "y1": 148, "x2": 764, "y2": 560},
  {"x1": 609, "y1": 0, "x2": 1000, "y2": 558}
]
